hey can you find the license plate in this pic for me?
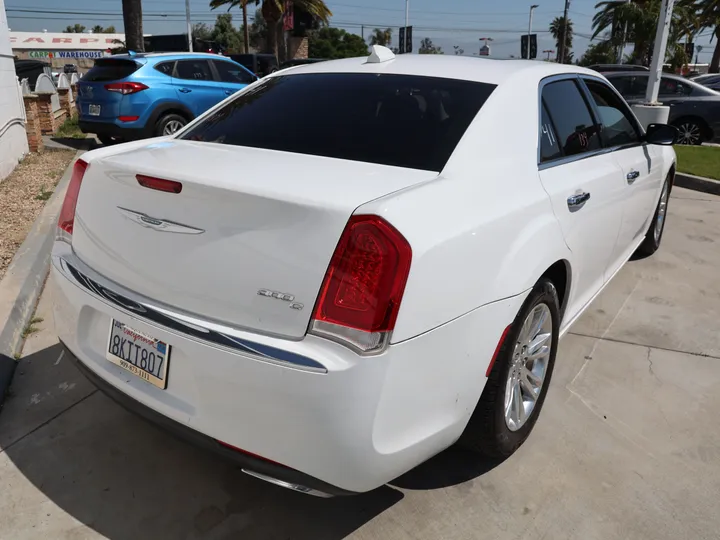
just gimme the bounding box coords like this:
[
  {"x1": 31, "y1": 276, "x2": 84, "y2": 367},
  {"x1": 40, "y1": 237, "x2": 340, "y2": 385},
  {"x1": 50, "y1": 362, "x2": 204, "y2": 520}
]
[
  {"x1": 88, "y1": 104, "x2": 101, "y2": 116},
  {"x1": 107, "y1": 320, "x2": 170, "y2": 389}
]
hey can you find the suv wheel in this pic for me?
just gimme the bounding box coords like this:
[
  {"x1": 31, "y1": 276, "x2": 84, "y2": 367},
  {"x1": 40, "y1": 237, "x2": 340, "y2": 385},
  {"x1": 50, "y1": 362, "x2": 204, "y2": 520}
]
[{"x1": 156, "y1": 113, "x2": 187, "y2": 136}]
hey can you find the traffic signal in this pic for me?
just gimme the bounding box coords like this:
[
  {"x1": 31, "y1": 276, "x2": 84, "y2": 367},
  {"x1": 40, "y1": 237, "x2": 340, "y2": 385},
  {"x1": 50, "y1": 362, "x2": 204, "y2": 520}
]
[
  {"x1": 406, "y1": 26, "x2": 413, "y2": 53},
  {"x1": 399, "y1": 27, "x2": 405, "y2": 54}
]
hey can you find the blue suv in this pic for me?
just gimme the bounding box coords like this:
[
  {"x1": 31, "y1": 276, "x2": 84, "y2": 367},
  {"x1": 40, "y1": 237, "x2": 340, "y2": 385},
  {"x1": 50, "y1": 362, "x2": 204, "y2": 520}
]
[{"x1": 77, "y1": 52, "x2": 257, "y2": 145}]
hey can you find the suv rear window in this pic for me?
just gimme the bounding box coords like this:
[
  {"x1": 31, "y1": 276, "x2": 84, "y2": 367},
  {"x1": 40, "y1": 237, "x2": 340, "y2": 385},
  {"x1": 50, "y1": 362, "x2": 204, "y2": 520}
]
[
  {"x1": 83, "y1": 59, "x2": 140, "y2": 82},
  {"x1": 181, "y1": 73, "x2": 495, "y2": 171}
]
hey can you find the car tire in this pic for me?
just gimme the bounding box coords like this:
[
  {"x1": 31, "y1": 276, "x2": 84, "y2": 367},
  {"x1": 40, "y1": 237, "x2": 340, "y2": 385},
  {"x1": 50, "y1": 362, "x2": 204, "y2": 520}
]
[
  {"x1": 97, "y1": 134, "x2": 124, "y2": 146},
  {"x1": 155, "y1": 113, "x2": 187, "y2": 137},
  {"x1": 636, "y1": 177, "x2": 670, "y2": 257},
  {"x1": 672, "y1": 118, "x2": 705, "y2": 145},
  {"x1": 458, "y1": 278, "x2": 559, "y2": 458}
]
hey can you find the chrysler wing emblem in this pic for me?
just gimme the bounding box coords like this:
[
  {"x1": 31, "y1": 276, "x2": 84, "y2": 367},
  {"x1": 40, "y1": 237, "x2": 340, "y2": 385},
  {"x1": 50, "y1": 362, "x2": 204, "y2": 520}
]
[{"x1": 117, "y1": 207, "x2": 205, "y2": 235}]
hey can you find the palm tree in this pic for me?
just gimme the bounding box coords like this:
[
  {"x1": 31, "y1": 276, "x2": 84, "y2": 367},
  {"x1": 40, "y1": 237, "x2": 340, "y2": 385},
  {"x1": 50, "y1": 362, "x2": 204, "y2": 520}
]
[
  {"x1": 549, "y1": 16, "x2": 574, "y2": 62},
  {"x1": 122, "y1": 0, "x2": 144, "y2": 52},
  {"x1": 693, "y1": 0, "x2": 720, "y2": 73},
  {"x1": 369, "y1": 28, "x2": 392, "y2": 47},
  {"x1": 210, "y1": 0, "x2": 332, "y2": 60}
]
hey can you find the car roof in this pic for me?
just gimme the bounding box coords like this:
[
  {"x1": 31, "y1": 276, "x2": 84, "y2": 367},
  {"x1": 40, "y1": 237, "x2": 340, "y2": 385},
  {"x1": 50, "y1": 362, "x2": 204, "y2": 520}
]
[
  {"x1": 112, "y1": 52, "x2": 234, "y2": 62},
  {"x1": 272, "y1": 54, "x2": 601, "y2": 86}
]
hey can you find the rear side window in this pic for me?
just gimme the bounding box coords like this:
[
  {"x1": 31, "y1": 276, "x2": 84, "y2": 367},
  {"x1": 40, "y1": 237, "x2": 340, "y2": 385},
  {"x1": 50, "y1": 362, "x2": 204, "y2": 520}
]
[
  {"x1": 606, "y1": 76, "x2": 633, "y2": 96},
  {"x1": 175, "y1": 60, "x2": 212, "y2": 81},
  {"x1": 212, "y1": 60, "x2": 255, "y2": 84},
  {"x1": 83, "y1": 59, "x2": 140, "y2": 82},
  {"x1": 541, "y1": 79, "x2": 601, "y2": 159},
  {"x1": 155, "y1": 61, "x2": 175, "y2": 76},
  {"x1": 540, "y1": 104, "x2": 562, "y2": 162},
  {"x1": 181, "y1": 73, "x2": 495, "y2": 172}
]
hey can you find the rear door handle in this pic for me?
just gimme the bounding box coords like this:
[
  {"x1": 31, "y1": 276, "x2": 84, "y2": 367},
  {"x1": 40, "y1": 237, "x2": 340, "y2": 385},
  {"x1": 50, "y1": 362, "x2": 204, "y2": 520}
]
[
  {"x1": 626, "y1": 170, "x2": 640, "y2": 183},
  {"x1": 178, "y1": 88, "x2": 192, "y2": 93},
  {"x1": 567, "y1": 191, "x2": 591, "y2": 211}
]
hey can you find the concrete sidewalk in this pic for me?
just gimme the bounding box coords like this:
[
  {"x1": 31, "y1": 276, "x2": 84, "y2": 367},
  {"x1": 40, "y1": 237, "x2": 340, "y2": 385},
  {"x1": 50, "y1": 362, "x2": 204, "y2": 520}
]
[{"x1": 1, "y1": 187, "x2": 720, "y2": 540}]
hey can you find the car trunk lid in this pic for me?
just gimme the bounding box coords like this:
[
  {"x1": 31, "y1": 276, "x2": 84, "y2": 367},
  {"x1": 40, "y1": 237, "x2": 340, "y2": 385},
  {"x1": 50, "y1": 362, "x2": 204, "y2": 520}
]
[{"x1": 72, "y1": 140, "x2": 437, "y2": 339}]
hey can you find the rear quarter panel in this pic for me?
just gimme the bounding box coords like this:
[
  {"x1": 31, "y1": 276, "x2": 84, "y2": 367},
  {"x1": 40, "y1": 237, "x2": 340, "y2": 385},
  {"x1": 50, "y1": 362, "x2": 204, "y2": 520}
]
[{"x1": 357, "y1": 68, "x2": 574, "y2": 343}]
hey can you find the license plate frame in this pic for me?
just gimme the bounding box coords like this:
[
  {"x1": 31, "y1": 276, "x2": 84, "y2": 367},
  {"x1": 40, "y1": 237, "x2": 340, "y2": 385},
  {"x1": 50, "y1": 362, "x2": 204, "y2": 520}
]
[
  {"x1": 106, "y1": 320, "x2": 170, "y2": 389},
  {"x1": 88, "y1": 104, "x2": 101, "y2": 116}
]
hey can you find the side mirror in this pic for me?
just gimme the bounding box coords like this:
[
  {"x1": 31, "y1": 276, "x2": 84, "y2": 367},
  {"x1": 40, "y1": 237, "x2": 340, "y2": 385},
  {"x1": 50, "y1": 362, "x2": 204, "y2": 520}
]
[{"x1": 645, "y1": 123, "x2": 678, "y2": 146}]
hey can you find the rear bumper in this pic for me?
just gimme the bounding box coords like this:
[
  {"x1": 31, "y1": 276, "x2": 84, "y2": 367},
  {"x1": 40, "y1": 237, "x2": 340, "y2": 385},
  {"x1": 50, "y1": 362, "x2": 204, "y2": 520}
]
[
  {"x1": 79, "y1": 119, "x2": 148, "y2": 140},
  {"x1": 63, "y1": 342, "x2": 352, "y2": 496},
  {"x1": 51, "y1": 243, "x2": 526, "y2": 493}
]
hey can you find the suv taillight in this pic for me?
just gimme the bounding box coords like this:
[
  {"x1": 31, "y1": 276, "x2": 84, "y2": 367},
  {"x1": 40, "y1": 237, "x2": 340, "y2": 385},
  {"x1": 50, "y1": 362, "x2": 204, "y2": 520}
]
[
  {"x1": 310, "y1": 215, "x2": 412, "y2": 354},
  {"x1": 104, "y1": 82, "x2": 148, "y2": 94},
  {"x1": 57, "y1": 159, "x2": 88, "y2": 243}
]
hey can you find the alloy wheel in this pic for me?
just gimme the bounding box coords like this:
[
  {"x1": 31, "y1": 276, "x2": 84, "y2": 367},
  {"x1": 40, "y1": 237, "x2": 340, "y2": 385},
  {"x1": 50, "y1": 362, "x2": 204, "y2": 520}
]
[
  {"x1": 504, "y1": 303, "x2": 553, "y2": 432},
  {"x1": 654, "y1": 182, "x2": 669, "y2": 244},
  {"x1": 677, "y1": 122, "x2": 701, "y2": 145},
  {"x1": 163, "y1": 120, "x2": 185, "y2": 135}
]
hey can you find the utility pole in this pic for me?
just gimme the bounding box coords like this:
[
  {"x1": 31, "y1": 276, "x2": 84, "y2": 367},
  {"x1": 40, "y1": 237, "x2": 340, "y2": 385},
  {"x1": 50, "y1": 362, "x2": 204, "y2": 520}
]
[
  {"x1": 405, "y1": 0, "x2": 409, "y2": 31},
  {"x1": 528, "y1": 4, "x2": 538, "y2": 60},
  {"x1": 695, "y1": 45, "x2": 703, "y2": 67},
  {"x1": 361, "y1": 25, "x2": 365, "y2": 42},
  {"x1": 645, "y1": 0, "x2": 675, "y2": 103},
  {"x1": 185, "y1": 0, "x2": 193, "y2": 52},
  {"x1": 558, "y1": 0, "x2": 570, "y2": 64}
]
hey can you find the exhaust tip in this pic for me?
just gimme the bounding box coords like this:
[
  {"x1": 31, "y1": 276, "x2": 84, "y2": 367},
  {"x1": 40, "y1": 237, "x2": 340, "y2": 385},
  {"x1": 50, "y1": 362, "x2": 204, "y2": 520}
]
[{"x1": 241, "y1": 469, "x2": 334, "y2": 498}]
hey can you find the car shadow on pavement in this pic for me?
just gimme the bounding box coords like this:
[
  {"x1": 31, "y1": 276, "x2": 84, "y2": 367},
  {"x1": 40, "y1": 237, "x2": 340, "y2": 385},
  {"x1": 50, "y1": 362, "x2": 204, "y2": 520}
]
[
  {"x1": 2, "y1": 344, "x2": 408, "y2": 539},
  {"x1": 2, "y1": 342, "x2": 504, "y2": 538},
  {"x1": 391, "y1": 447, "x2": 505, "y2": 491}
]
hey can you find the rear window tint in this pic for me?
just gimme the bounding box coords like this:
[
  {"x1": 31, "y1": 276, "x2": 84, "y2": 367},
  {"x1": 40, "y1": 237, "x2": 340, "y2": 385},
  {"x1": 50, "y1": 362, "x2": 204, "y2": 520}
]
[
  {"x1": 83, "y1": 59, "x2": 140, "y2": 82},
  {"x1": 181, "y1": 73, "x2": 495, "y2": 171}
]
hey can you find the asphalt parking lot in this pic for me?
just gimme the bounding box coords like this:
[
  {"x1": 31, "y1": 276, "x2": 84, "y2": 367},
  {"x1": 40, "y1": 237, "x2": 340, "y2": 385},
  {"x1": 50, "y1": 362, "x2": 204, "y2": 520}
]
[{"x1": 0, "y1": 186, "x2": 719, "y2": 540}]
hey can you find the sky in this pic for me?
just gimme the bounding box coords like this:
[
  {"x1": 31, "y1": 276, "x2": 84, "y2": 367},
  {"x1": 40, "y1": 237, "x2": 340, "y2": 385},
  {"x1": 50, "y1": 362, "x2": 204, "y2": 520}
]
[{"x1": 6, "y1": 0, "x2": 719, "y2": 64}]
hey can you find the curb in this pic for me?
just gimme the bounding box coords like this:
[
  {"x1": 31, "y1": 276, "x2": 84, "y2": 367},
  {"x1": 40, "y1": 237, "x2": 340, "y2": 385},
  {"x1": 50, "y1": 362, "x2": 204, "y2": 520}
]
[
  {"x1": 0, "y1": 149, "x2": 85, "y2": 407},
  {"x1": 674, "y1": 172, "x2": 720, "y2": 197}
]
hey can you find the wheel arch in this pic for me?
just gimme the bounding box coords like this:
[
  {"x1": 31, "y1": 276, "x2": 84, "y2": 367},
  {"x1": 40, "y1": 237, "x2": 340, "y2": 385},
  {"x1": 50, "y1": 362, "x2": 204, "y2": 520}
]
[
  {"x1": 147, "y1": 102, "x2": 195, "y2": 134},
  {"x1": 540, "y1": 259, "x2": 571, "y2": 321},
  {"x1": 671, "y1": 115, "x2": 713, "y2": 141}
]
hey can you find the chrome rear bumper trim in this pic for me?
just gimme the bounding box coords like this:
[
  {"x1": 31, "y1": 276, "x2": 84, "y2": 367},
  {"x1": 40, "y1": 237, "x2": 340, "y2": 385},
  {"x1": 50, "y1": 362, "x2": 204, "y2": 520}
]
[
  {"x1": 241, "y1": 469, "x2": 334, "y2": 498},
  {"x1": 54, "y1": 256, "x2": 327, "y2": 373}
]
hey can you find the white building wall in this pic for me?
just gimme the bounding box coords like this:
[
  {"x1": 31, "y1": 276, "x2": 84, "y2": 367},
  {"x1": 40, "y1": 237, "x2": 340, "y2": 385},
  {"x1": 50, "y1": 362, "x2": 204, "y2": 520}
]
[{"x1": 0, "y1": 0, "x2": 29, "y2": 182}]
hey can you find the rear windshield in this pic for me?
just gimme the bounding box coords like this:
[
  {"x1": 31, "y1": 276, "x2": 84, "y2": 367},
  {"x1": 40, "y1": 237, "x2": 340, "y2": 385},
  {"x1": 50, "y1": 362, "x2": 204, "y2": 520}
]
[
  {"x1": 181, "y1": 73, "x2": 495, "y2": 171},
  {"x1": 83, "y1": 59, "x2": 140, "y2": 82}
]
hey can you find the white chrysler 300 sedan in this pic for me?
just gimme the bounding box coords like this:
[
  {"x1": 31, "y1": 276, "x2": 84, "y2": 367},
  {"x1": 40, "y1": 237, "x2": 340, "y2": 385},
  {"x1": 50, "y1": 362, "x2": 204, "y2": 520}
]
[{"x1": 52, "y1": 47, "x2": 677, "y2": 497}]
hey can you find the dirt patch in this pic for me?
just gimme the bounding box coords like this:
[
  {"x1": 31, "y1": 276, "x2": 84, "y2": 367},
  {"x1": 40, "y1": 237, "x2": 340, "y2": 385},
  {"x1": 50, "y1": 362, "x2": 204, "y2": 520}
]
[{"x1": 0, "y1": 150, "x2": 76, "y2": 281}]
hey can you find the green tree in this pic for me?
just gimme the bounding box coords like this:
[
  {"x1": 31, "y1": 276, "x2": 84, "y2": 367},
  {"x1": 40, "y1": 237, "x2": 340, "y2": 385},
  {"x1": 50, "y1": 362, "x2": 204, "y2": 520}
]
[
  {"x1": 122, "y1": 0, "x2": 144, "y2": 51},
  {"x1": 688, "y1": 0, "x2": 720, "y2": 72},
  {"x1": 91, "y1": 25, "x2": 117, "y2": 33},
  {"x1": 247, "y1": 8, "x2": 268, "y2": 50},
  {"x1": 550, "y1": 16, "x2": 574, "y2": 63},
  {"x1": 418, "y1": 37, "x2": 443, "y2": 54},
  {"x1": 453, "y1": 45, "x2": 464, "y2": 55},
  {"x1": 308, "y1": 27, "x2": 368, "y2": 59},
  {"x1": 210, "y1": 0, "x2": 332, "y2": 61},
  {"x1": 193, "y1": 23, "x2": 213, "y2": 41},
  {"x1": 212, "y1": 13, "x2": 243, "y2": 52},
  {"x1": 369, "y1": 28, "x2": 392, "y2": 47},
  {"x1": 579, "y1": 39, "x2": 615, "y2": 66},
  {"x1": 64, "y1": 24, "x2": 86, "y2": 33}
]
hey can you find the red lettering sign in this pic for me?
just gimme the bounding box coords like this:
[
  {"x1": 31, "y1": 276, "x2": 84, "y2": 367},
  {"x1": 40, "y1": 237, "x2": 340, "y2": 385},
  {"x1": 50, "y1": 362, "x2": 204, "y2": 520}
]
[
  {"x1": 80, "y1": 38, "x2": 100, "y2": 44},
  {"x1": 52, "y1": 38, "x2": 73, "y2": 44},
  {"x1": 24, "y1": 37, "x2": 46, "y2": 43}
]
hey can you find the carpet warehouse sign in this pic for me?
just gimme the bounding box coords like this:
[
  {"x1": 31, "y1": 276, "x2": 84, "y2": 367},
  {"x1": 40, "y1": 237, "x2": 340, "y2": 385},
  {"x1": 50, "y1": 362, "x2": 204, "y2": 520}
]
[{"x1": 29, "y1": 51, "x2": 109, "y2": 59}]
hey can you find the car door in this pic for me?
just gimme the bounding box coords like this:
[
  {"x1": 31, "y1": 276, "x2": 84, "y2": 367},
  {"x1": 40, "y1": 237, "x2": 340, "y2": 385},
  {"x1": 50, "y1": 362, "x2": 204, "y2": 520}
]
[
  {"x1": 538, "y1": 77, "x2": 626, "y2": 322},
  {"x1": 581, "y1": 77, "x2": 663, "y2": 274},
  {"x1": 173, "y1": 59, "x2": 226, "y2": 117},
  {"x1": 210, "y1": 59, "x2": 257, "y2": 98}
]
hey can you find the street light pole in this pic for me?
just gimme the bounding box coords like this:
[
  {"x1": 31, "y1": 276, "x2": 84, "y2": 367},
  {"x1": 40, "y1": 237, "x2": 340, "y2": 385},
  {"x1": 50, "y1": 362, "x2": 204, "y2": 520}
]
[
  {"x1": 528, "y1": 4, "x2": 539, "y2": 60},
  {"x1": 645, "y1": 0, "x2": 675, "y2": 103},
  {"x1": 185, "y1": 0, "x2": 193, "y2": 52},
  {"x1": 405, "y1": 0, "x2": 409, "y2": 31}
]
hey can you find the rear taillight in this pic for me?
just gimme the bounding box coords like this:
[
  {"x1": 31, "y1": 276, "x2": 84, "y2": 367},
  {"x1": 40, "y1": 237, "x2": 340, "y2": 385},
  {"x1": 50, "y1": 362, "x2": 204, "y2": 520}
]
[
  {"x1": 136, "y1": 174, "x2": 183, "y2": 194},
  {"x1": 310, "y1": 215, "x2": 412, "y2": 354},
  {"x1": 57, "y1": 159, "x2": 89, "y2": 243},
  {"x1": 104, "y1": 82, "x2": 148, "y2": 95}
]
